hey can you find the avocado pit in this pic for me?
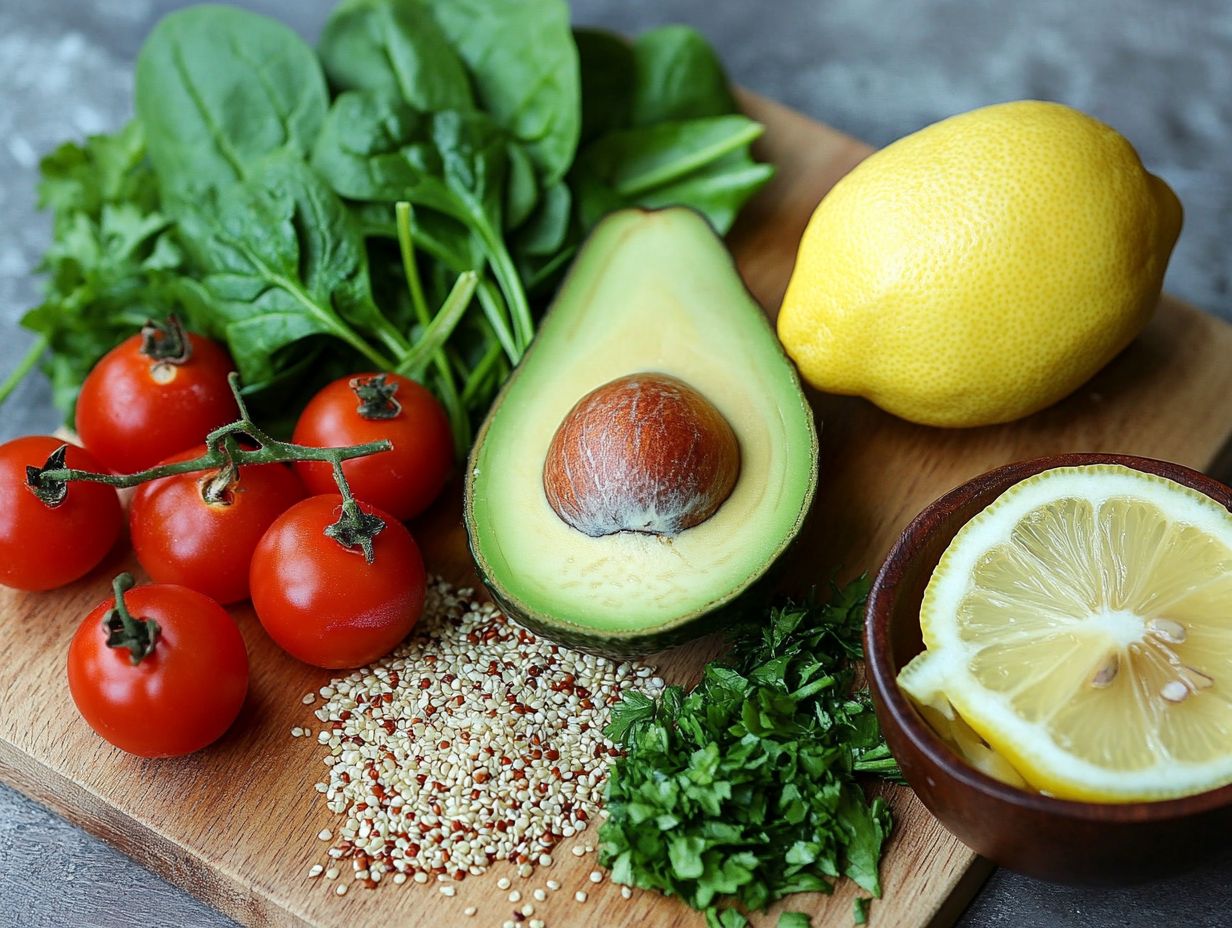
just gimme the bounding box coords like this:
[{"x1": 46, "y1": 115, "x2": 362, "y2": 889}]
[{"x1": 542, "y1": 372, "x2": 740, "y2": 538}]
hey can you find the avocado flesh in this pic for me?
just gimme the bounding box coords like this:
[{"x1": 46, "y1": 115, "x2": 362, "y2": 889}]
[{"x1": 466, "y1": 208, "x2": 818, "y2": 652}]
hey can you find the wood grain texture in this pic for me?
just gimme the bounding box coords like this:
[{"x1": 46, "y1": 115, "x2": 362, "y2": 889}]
[{"x1": 3, "y1": 92, "x2": 1232, "y2": 928}]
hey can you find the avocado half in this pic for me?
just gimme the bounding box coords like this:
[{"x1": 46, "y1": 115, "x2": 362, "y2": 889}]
[{"x1": 464, "y1": 207, "x2": 818, "y2": 657}]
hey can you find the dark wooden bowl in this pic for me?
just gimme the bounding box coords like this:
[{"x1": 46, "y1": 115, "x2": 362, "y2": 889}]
[{"x1": 865, "y1": 452, "x2": 1232, "y2": 884}]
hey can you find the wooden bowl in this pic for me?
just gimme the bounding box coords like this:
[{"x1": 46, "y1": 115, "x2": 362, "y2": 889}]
[{"x1": 865, "y1": 452, "x2": 1232, "y2": 884}]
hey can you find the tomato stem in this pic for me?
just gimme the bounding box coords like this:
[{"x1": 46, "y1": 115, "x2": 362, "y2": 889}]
[
  {"x1": 139, "y1": 315, "x2": 192, "y2": 365},
  {"x1": 322, "y1": 458, "x2": 386, "y2": 564},
  {"x1": 28, "y1": 373, "x2": 394, "y2": 560},
  {"x1": 103, "y1": 573, "x2": 161, "y2": 665},
  {"x1": 350, "y1": 374, "x2": 402, "y2": 421}
]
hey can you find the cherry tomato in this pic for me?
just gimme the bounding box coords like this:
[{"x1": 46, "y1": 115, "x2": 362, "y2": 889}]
[
  {"x1": 76, "y1": 323, "x2": 236, "y2": 474},
  {"x1": 292, "y1": 373, "x2": 452, "y2": 521},
  {"x1": 0, "y1": 436, "x2": 123, "y2": 591},
  {"x1": 249, "y1": 495, "x2": 425, "y2": 668},
  {"x1": 129, "y1": 445, "x2": 305, "y2": 605},
  {"x1": 67, "y1": 575, "x2": 248, "y2": 757}
]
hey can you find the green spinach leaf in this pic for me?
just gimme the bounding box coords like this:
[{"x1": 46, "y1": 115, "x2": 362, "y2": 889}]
[
  {"x1": 175, "y1": 154, "x2": 400, "y2": 387},
  {"x1": 135, "y1": 4, "x2": 328, "y2": 202},
  {"x1": 631, "y1": 25, "x2": 738, "y2": 126},
  {"x1": 573, "y1": 116, "x2": 772, "y2": 232},
  {"x1": 422, "y1": 0, "x2": 580, "y2": 186},
  {"x1": 574, "y1": 29, "x2": 636, "y2": 146},
  {"x1": 318, "y1": 0, "x2": 473, "y2": 113}
]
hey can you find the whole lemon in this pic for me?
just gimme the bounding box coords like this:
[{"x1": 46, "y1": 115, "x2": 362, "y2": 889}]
[{"x1": 777, "y1": 100, "x2": 1182, "y2": 428}]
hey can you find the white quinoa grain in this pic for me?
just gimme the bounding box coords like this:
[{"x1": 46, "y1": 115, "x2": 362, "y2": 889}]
[
  {"x1": 307, "y1": 864, "x2": 323, "y2": 878},
  {"x1": 532, "y1": 888, "x2": 546, "y2": 902},
  {"x1": 334, "y1": 884, "x2": 346, "y2": 896},
  {"x1": 575, "y1": 890, "x2": 588, "y2": 903},
  {"x1": 497, "y1": 877, "x2": 511, "y2": 890},
  {"x1": 520, "y1": 903, "x2": 534, "y2": 916},
  {"x1": 530, "y1": 921, "x2": 545, "y2": 928},
  {"x1": 508, "y1": 890, "x2": 521, "y2": 903},
  {"x1": 546, "y1": 880, "x2": 560, "y2": 891},
  {"x1": 297, "y1": 578, "x2": 657, "y2": 890},
  {"x1": 589, "y1": 870, "x2": 603, "y2": 884},
  {"x1": 621, "y1": 885, "x2": 633, "y2": 899},
  {"x1": 303, "y1": 693, "x2": 316, "y2": 705},
  {"x1": 317, "y1": 829, "x2": 332, "y2": 841},
  {"x1": 439, "y1": 885, "x2": 455, "y2": 897}
]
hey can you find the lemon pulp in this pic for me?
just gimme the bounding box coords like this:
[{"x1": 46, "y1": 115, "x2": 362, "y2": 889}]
[{"x1": 899, "y1": 465, "x2": 1232, "y2": 801}]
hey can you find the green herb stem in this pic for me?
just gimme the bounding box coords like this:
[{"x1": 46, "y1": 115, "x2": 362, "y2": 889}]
[
  {"x1": 476, "y1": 223, "x2": 535, "y2": 352},
  {"x1": 476, "y1": 280, "x2": 520, "y2": 364},
  {"x1": 461, "y1": 338, "x2": 507, "y2": 406},
  {"x1": 393, "y1": 201, "x2": 474, "y2": 455},
  {"x1": 0, "y1": 334, "x2": 50, "y2": 406}
]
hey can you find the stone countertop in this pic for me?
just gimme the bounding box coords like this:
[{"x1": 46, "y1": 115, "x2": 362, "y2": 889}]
[{"x1": 1, "y1": 1, "x2": 1229, "y2": 926}]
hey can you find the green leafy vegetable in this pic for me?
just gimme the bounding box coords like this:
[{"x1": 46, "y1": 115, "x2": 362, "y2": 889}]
[
  {"x1": 317, "y1": 0, "x2": 473, "y2": 113},
  {"x1": 176, "y1": 154, "x2": 403, "y2": 388},
  {"x1": 423, "y1": 0, "x2": 580, "y2": 187},
  {"x1": 134, "y1": 4, "x2": 328, "y2": 203},
  {"x1": 600, "y1": 578, "x2": 900, "y2": 927},
  {"x1": 5, "y1": 3, "x2": 772, "y2": 445},
  {"x1": 779, "y1": 913, "x2": 814, "y2": 928},
  {"x1": 629, "y1": 25, "x2": 739, "y2": 126},
  {"x1": 16, "y1": 122, "x2": 184, "y2": 412}
]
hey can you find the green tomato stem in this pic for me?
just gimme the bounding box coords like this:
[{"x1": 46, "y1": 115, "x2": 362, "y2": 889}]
[
  {"x1": 29, "y1": 373, "x2": 392, "y2": 559},
  {"x1": 102, "y1": 572, "x2": 161, "y2": 665}
]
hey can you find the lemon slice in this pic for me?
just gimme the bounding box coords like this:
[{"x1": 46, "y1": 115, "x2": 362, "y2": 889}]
[{"x1": 899, "y1": 464, "x2": 1232, "y2": 801}]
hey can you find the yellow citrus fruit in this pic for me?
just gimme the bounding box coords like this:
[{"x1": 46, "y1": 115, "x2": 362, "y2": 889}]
[
  {"x1": 777, "y1": 101, "x2": 1182, "y2": 428},
  {"x1": 898, "y1": 465, "x2": 1232, "y2": 802}
]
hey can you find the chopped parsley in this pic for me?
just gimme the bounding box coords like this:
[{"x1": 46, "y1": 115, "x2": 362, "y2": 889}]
[{"x1": 599, "y1": 578, "x2": 900, "y2": 927}]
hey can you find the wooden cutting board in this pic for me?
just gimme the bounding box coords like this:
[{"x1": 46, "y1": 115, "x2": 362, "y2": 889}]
[{"x1": 3, "y1": 92, "x2": 1232, "y2": 928}]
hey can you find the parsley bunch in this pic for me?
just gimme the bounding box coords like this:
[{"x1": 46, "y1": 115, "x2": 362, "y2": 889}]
[{"x1": 600, "y1": 578, "x2": 901, "y2": 928}]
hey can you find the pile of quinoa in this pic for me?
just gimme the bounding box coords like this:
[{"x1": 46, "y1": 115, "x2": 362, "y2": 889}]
[{"x1": 296, "y1": 577, "x2": 663, "y2": 895}]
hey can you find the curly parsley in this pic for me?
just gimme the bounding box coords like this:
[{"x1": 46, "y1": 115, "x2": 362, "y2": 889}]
[{"x1": 599, "y1": 578, "x2": 901, "y2": 927}]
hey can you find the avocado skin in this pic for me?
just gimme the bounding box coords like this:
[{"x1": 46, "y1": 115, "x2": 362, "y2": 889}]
[
  {"x1": 465, "y1": 522, "x2": 806, "y2": 660},
  {"x1": 463, "y1": 206, "x2": 819, "y2": 659}
]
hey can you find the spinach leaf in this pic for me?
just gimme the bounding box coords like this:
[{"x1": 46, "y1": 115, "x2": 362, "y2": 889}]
[
  {"x1": 175, "y1": 153, "x2": 401, "y2": 388},
  {"x1": 135, "y1": 4, "x2": 328, "y2": 202},
  {"x1": 630, "y1": 25, "x2": 738, "y2": 126},
  {"x1": 318, "y1": 0, "x2": 473, "y2": 113},
  {"x1": 313, "y1": 90, "x2": 533, "y2": 355},
  {"x1": 573, "y1": 116, "x2": 773, "y2": 233},
  {"x1": 422, "y1": 0, "x2": 580, "y2": 186},
  {"x1": 574, "y1": 29, "x2": 636, "y2": 146}
]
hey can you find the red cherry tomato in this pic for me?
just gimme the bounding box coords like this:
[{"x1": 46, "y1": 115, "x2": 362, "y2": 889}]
[
  {"x1": 67, "y1": 576, "x2": 249, "y2": 757},
  {"x1": 0, "y1": 436, "x2": 123, "y2": 591},
  {"x1": 76, "y1": 323, "x2": 236, "y2": 474},
  {"x1": 129, "y1": 445, "x2": 305, "y2": 605},
  {"x1": 249, "y1": 495, "x2": 425, "y2": 669},
  {"x1": 292, "y1": 373, "x2": 452, "y2": 521}
]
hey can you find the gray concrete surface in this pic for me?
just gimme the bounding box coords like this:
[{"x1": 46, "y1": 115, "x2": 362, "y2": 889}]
[{"x1": 0, "y1": 1, "x2": 1229, "y2": 926}]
